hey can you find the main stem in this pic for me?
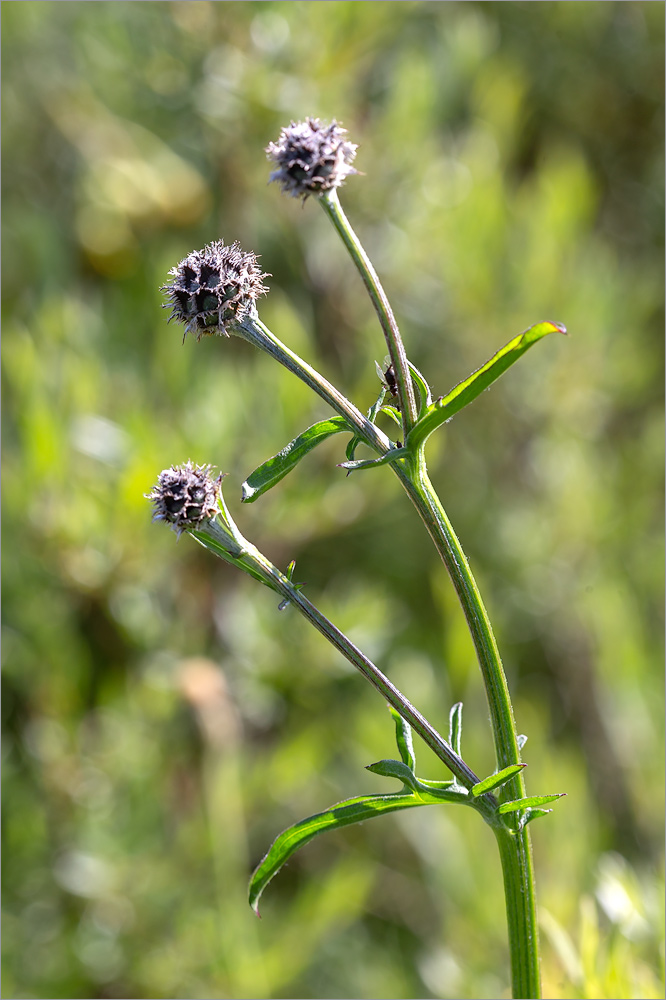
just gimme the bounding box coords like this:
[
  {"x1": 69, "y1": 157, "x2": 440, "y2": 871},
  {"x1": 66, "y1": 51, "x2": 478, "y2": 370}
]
[
  {"x1": 396, "y1": 452, "x2": 541, "y2": 998},
  {"x1": 316, "y1": 198, "x2": 542, "y2": 998}
]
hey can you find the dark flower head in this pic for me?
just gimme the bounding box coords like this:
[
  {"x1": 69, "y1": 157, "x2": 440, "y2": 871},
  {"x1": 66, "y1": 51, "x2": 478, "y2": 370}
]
[
  {"x1": 266, "y1": 117, "x2": 358, "y2": 200},
  {"x1": 162, "y1": 240, "x2": 268, "y2": 339},
  {"x1": 146, "y1": 461, "x2": 223, "y2": 537}
]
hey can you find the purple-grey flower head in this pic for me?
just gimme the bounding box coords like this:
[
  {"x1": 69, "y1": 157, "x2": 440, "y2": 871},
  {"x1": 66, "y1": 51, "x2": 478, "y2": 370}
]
[
  {"x1": 146, "y1": 461, "x2": 223, "y2": 537},
  {"x1": 266, "y1": 118, "x2": 358, "y2": 200},
  {"x1": 162, "y1": 241, "x2": 268, "y2": 340}
]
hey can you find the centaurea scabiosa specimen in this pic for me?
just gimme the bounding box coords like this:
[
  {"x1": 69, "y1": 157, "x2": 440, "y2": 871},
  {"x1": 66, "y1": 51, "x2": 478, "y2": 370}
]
[{"x1": 153, "y1": 117, "x2": 567, "y2": 999}]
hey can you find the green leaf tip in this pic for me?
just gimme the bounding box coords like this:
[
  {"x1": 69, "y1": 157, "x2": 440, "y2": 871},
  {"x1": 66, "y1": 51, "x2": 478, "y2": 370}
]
[
  {"x1": 448, "y1": 702, "x2": 463, "y2": 757},
  {"x1": 406, "y1": 320, "x2": 567, "y2": 452},
  {"x1": 241, "y1": 416, "x2": 351, "y2": 502},
  {"x1": 498, "y1": 792, "x2": 565, "y2": 815},
  {"x1": 338, "y1": 447, "x2": 409, "y2": 472},
  {"x1": 518, "y1": 807, "x2": 554, "y2": 831},
  {"x1": 248, "y1": 790, "x2": 425, "y2": 915},
  {"x1": 366, "y1": 758, "x2": 419, "y2": 791},
  {"x1": 471, "y1": 763, "x2": 527, "y2": 797},
  {"x1": 388, "y1": 706, "x2": 417, "y2": 770}
]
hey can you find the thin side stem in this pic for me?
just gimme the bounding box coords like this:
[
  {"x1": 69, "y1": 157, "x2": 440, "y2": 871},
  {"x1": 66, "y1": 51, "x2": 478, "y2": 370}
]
[
  {"x1": 236, "y1": 314, "x2": 391, "y2": 455},
  {"x1": 197, "y1": 519, "x2": 495, "y2": 809},
  {"x1": 319, "y1": 190, "x2": 418, "y2": 435}
]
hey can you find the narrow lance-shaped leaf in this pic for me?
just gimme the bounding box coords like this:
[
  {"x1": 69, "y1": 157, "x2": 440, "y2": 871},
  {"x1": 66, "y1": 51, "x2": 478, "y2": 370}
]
[
  {"x1": 498, "y1": 793, "x2": 565, "y2": 815},
  {"x1": 366, "y1": 758, "x2": 419, "y2": 791},
  {"x1": 347, "y1": 384, "x2": 388, "y2": 463},
  {"x1": 472, "y1": 763, "x2": 527, "y2": 797},
  {"x1": 338, "y1": 446, "x2": 409, "y2": 472},
  {"x1": 249, "y1": 792, "x2": 425, "y2": 915},
  {"x1": 518, "y1": 807, "x2": 553, "y2": 832},
  {"x1": 406, "y1": 321, "x2": 567, "y2": 451},
  {"x1": 408, "y1": 361, "x2": 432, "y2": 416},
  {"x1": 448, "y1": 702, "x2": 463, "y2": 758},
  {"x1": 389, "y1": 705, "x2": 416, "y2": 771},
  {"x1": 378, "y1": 405, "x2": 402, "y2": 427},
  {"x1": 367, "y1": 760, "x2": 470, "y2": 805},
  {"x1": 242, "y1": 416, "x2": 351, "y2": 502}
]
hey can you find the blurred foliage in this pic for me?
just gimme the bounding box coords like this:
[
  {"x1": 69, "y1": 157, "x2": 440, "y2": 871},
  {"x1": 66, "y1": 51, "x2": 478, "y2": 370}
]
[{"x1": 2, "y1": 2, "x2": 664, "y2": 998}]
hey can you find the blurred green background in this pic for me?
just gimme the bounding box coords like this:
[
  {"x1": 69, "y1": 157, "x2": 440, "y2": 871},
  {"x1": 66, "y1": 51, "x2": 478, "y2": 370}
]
[{"x1": 2, "y1": 3, "x2": 664, "y2": 998}]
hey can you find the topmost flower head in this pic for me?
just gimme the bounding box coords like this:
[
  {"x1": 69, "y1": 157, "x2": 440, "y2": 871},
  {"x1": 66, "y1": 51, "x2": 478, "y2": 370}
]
[
  {"x1": 266, "y1": 118, "x2": 358, "y2": 200},
  {"x1": 162, "y1": 240, "x2": 268, "y2": 340}
]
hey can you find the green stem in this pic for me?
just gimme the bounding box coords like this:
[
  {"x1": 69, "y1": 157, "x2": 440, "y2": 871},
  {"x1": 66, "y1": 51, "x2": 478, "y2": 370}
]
[
  {"x1": 495, "y1": 827, "x2": 541, "y2": 999},
  {"x1": 400, "y1": 454, "x2": 521, "y2": 777},
  {"x1": 236, "y1": 313, "x2": 391, "y2": 455},
  {"x1": 196, "y1": 519, "x2": 495, "y2": 809},
  {"x1": 394, "y1": 450, "x2": 541, "y2": 999},
  {"x1": 319, "y1": 190, "x2": 418, "y2": 435},
  {"x1": 235, "y1": 252, "x2": 540, "y2": 995}
]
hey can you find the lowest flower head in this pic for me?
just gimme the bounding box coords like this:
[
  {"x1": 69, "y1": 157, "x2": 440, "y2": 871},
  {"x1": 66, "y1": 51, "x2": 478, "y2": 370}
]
[
  {"x1": 162, "y1": 240, "x2": 268, "y2": 340},
  {"x1": 146, "y1": 461, "x2": 223, "y2": 537},
  {"x1": 266, "y1": 117, "x2": 358, "y2": 200}
]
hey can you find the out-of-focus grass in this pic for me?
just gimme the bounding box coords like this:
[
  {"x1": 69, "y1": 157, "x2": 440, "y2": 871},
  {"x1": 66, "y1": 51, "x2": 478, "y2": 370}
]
[{"x1": 2, "y1": 3, "x2": 663, "y2": 998}]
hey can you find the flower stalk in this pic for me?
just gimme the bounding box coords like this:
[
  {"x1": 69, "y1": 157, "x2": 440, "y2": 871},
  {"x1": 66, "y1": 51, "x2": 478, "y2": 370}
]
[
  {"x1": 318, "y1": 189, "x2": 418, "y2": 435},
  {"x1": 148, "y1": 465, "x2": 492, "y2": 802}
]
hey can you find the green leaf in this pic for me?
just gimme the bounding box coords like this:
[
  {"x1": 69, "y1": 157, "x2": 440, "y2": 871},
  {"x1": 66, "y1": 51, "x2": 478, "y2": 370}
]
[
  {"x1": 367, "y1": 386, "x2": 387, "y2": 425},
  {"x1": 472, "y1": 763, "x2": 527, "y2": 797},
  {"x1": 498, "y1": 793, "x2": 565, "y2": 815},
  {"x1": 345, "y1": 433, "x2": 361, "y2": 462},
  {"x1": 406, "y1": 321, "x2": 567, "y2": 451},
  {"x1": 418, "y1": 777, "x2": 459, "y2": 793},
  {"x1": 408, "y1": 361, "x2": 432, "y2": 415},
  {"x1": 366, "y1": 758, "x2": 419, "y2": 791},
  {"x1": 248, "y1": 791, "x2": 422, "y2": 915},
  {"x1": 338, "y1": 447, "x2": 409, "y2": 472},
  {"x1": 518, "y1": 807, "x2": 553, "y2": 832},
  {"x1": 241, "y1": 416, "x2": 351, "y2": 502},
  {"x1": 378, "y1": 405, "x2": 402, "y2": 427},
  {"x1": 448, "y1": 702, "x2": 463, "y2": 757},
  {"x1": 389, "y1": 706, "x2": 416, "y2": 770}
]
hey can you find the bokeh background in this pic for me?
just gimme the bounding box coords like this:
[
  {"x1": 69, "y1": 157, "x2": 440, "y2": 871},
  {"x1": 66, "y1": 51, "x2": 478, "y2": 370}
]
[{"x1": 2, "y1": 3, "x2": 664, "y2": 998}]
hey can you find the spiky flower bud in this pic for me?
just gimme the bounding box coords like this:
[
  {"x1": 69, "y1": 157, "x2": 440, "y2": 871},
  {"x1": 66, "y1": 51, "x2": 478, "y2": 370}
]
[
  {"x1": 266, "y1": 117, "x2": 358, "y2": 200},
  {"x1": 162, "y1": 241, "x2": 268, "y2": 339},
  {"x1": 146, "y1": 461, "x2": 223, "y2": 537}
]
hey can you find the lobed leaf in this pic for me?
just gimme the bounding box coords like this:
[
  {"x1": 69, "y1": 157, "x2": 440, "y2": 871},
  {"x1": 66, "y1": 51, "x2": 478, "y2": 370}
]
[{"x1": 241, "y1": 416, "x2": 351, "y2": 502}]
